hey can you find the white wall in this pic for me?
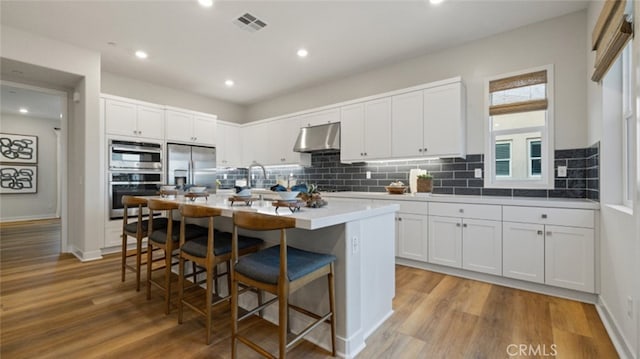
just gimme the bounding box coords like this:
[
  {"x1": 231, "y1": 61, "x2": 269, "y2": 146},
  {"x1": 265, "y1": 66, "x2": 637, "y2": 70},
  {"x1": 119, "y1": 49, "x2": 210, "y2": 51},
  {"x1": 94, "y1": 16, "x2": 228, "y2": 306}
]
[
  {"x1": 101, "y1": 71, "x2": 246, "y2": 124},
  {"x1": 586, "y1": 2, "x2": 640, "y2": 358},
  {"x1": 1, "y1": 25, "x2": 103, "y2": 260},
  {"x1": 0, "y1": 115, "x2": 60, "y2": 221},
  {"x1": 247, "y1": 11, "x2": 588, "y2": 152}
]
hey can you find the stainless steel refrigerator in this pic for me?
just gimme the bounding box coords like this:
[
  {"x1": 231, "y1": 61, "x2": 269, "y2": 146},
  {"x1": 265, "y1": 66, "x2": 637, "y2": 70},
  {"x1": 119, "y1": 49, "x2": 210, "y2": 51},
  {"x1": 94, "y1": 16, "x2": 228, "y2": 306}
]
[{"x1": 167, "y1": 143, "x2": 216, "y2": 190}]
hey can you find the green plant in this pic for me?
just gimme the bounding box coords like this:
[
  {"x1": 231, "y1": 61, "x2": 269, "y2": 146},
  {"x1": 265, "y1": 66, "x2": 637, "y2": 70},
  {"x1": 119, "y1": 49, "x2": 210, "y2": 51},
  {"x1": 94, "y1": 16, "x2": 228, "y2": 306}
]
[{"x1": 417, "y1": 173, "x2": 433, "y2": 180}]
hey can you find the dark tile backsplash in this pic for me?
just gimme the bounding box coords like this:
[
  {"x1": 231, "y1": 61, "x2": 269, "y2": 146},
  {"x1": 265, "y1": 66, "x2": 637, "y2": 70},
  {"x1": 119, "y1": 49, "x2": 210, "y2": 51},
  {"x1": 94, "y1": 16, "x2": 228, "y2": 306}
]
[{"x1": 219, "y1": 143, "x2": 600, "y2": 201}]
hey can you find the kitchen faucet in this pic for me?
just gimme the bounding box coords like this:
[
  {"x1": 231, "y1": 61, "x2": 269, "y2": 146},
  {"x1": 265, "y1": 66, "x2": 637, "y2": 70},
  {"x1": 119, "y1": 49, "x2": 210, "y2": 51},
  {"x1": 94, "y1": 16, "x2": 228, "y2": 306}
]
[{"x1": 247, "y1": 161, "x2": 267, "y2": 188}]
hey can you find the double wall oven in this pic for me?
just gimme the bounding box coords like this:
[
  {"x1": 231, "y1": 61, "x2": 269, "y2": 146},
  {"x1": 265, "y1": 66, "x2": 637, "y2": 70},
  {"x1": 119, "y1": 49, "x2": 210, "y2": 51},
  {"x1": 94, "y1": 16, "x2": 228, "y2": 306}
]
[{"x1": 108, "y1": 139, "x2": 163, "y2": 219}]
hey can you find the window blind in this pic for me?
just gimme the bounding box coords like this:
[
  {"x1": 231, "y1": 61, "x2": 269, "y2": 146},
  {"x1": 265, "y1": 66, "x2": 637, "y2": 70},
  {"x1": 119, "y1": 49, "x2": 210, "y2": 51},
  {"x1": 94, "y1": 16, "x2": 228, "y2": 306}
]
[
  {"x1": 591, "y1": 0, "x2": 632, "y2": 82},
  {"x1": 489, "y1": 70, "x2": 547, "y2": 116}
]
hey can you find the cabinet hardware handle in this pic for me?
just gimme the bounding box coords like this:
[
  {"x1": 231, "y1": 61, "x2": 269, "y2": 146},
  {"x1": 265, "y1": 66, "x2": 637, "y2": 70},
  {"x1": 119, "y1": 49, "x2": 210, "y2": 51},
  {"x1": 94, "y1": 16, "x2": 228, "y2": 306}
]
[
  {"x1": 194, "y1": 137, "x2": 197, "y2": 141},
  {"x1": 537, "y1": 230, "x2": 543, "y2": 235},
  {"x1": 360, "y1": 153, "x2": 364, "y2": 156},
  {"x1": 546, "y1": 231, "x2": 552, "y2": 236},
  {"x1": 541, "y1": 214, "x2": 547, "y2": 219},
  {"x1": 456, "y1": 223, "x2": 461, "y2": 227},
  {"x1": 364, "y1": 152, "x2": 367, "y2": 156},
  {"x1": 423, "y1": 148, "x2": 427, "y2": 152},
  {"x1": 418, "y1": 148, "x2": 423, "y2": 152},
  {"x1": 398, "y1": 217, "x2": 402, "y2": 221},
  {"x1": 459, "y1": 209, "x2": 464, "y2": 213},
  {"x1": 463, "y1": 223, "x2": 467, "y2": 228}
]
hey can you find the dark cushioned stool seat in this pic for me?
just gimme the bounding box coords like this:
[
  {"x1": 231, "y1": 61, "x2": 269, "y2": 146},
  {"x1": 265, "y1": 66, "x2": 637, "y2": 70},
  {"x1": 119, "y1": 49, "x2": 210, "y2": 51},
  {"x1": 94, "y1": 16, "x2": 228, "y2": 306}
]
[
  {"x1": 149, "y1": 222, "x2": 207, "y2": 244},
  {"x1": 124, "y1": 217, "x2": 169, "y2": 234},
  {"x1": 235, "y1": 245, "x2": 336, "y2": 285},
  {"x1": 181, "y1": 232, "x2": 263, "y2": 258}
]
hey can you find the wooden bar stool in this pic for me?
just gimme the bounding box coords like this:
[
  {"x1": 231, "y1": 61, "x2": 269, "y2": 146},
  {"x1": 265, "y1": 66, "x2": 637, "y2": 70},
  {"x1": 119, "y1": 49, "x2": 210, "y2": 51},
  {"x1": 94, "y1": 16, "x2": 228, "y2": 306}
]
[
  {"x1": 177, "y1": 204, "x2": 263, "y2": 344},
  {"x1": 230, "y1": 212, "x2": 337, "y2": 359},
  {"x1": 121, "y1": 195, "x2": 168, "y2": 291},
  {"x1": 146, "y1": 199, "x2": 208, "y2": 314}
]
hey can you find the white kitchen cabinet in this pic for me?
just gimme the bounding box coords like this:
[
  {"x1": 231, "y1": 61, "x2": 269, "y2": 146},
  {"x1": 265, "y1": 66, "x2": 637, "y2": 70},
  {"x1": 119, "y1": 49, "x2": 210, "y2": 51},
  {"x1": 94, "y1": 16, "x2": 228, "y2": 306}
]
[
  {"x1": 241, "y1": 122, "x2": 268, "y2": 167},
  {"x1": 396, "y1": 213, "x2": 429, "y2": 262},
  {"x1": 267, "y1": 117, "x2": 311, "y2": 166},
  {"x1": 544, "y1": 225, "x2": 595, "y2": 292},
  {"x1": 422, "y1": 82, "x2": 465, "y2": 158},
  {"x1": 217, "y1": 122, "x2": 242, "y2": 168},
  {"x1": 462, "y1": 219, "x2": 502, "y2": 275},
  {"x1": 300, "y1": 108, "x2": 340, "y2": 127},
  {"x1": 105, "y1": 99, "x2": 164, "y2": 140},
  {"x1": 391, "y1": 90, "x2": 424, "y2": 158},
  {"x1": 340, "y1": 98, "x2": 392, "y2": 163},
  {"x1": 428, "y1": 216, "x2": 462, "y2": 268},
  {"x1": 166, "y1": 109, "x2": 217, "y2": 146},
  {"x1": 503, "y1": 221, "x2": 545, "y2": 284}
]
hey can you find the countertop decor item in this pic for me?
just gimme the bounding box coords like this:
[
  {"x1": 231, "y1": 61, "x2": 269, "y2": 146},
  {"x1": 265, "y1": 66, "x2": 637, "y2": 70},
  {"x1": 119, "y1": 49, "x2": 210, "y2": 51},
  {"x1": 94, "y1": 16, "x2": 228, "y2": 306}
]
[
  {"x1": 416, "y1": 173, "x2": 433, "y2": 193},
  {"x1": 409, "y1": 168, "x2": 427, "y2": 193},
  {"x1": 385, "y1": 180, "x2": 407, "y2": 194},
  {"x1": 278, "y1": 191, "x2": 300, "y2": 201}
]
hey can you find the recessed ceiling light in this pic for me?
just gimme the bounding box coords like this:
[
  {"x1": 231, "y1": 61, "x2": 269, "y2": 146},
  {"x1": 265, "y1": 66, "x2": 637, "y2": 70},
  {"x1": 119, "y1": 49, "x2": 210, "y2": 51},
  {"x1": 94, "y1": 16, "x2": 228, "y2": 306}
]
[
  {"x1": 429, "y1": 0, "x2": 444, "y2": 4},
  {"x1": 19, "y1": 108, "x2": 28, "y2": 114},
  {"x1": 297, "y1": 48, "x2": 308, "y2": 58},
  {"x1": 198, "y1": 0, "x2": 213, "y2": 7},
  {"x1": 135, "y1": 50, "x2": 148, "y2": 59},
  {"x1": 225, "y1": 80, "x2": 234, "y2": 87}
]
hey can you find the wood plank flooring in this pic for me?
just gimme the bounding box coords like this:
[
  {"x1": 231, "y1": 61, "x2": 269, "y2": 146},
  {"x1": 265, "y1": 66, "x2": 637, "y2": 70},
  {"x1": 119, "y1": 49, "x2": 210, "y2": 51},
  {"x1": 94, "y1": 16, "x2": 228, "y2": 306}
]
[{"x1": 0, "y1": 220, "x2": 618, "y2": 358}]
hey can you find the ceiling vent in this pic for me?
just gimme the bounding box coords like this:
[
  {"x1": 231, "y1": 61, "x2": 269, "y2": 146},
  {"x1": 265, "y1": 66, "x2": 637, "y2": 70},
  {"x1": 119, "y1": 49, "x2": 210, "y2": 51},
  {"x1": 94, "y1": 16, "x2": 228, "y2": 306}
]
[{"x1": 233, "y1": 13, "x2": 267, "y2": 33}]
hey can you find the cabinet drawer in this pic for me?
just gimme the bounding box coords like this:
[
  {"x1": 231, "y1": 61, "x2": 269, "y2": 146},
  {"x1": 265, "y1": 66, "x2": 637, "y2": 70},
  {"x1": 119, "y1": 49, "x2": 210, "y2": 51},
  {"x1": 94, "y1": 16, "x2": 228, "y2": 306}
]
[
  {"x1": 429, "y1": 202, "x2": 501, "y2": 221},
  {"x1": 502, "y1": 206, "x2": 594, "y2": 228},
  {"x1": 398, "y1": 201, "x2": 428, "y2": 214}
]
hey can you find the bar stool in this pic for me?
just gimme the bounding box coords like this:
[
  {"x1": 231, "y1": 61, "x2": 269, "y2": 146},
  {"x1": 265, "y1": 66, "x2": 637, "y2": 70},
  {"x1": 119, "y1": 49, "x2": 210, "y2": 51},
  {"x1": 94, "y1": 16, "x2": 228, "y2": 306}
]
[
  {"x1": 121, "y1": 195, "x2": 168, "y2": 291},
  {"x1": 177, "y1": 204, "x2": 263, "y2": 344},
  {"x1": 146, "y1": 199, "x2": 208, "y2": 314},
  {"x1": 230, "y1": 212, "x2": 337, "y2": 359}
]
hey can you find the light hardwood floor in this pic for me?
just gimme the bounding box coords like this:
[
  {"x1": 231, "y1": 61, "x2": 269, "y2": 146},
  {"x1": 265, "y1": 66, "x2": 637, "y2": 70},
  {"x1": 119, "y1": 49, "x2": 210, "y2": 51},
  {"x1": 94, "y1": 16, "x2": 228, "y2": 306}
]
[{"x1": 1, "y1": 220, "x2": 618, "y2": 358}]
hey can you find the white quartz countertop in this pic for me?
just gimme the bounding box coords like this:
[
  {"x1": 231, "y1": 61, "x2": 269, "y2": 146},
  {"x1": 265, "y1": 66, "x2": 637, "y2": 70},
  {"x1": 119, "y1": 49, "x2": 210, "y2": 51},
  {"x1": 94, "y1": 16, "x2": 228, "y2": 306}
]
[
  {"x1": 322, "y1": 191, "x2": 600, "y2": 210},
  {"x1": 145, "y1": 195, "x2": 399, "y2": 230}
]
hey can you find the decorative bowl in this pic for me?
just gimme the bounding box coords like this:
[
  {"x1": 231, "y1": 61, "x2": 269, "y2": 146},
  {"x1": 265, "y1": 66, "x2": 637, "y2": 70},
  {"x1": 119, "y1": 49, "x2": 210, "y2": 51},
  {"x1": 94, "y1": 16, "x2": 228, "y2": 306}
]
[
  {"x1": 236, "y1": 189, "x2": 252, "y2": 197},
  {"x1": 278, "y1": 191, "x2": 300, "y2": 201},
  {"x1": 190, "y1": 186, "x2": 207, "y2": 193},
  {"x1": 385, "y1": 186, "x2": 407, "y2": 195},
  {"x1": 161, "y1": 185, "x2": 176, "y2": 191}
]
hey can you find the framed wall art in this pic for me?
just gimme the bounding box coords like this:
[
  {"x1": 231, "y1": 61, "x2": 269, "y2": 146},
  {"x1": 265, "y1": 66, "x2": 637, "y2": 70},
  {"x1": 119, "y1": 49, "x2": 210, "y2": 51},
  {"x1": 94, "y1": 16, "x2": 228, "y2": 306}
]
[
  {"x1": 0, "y1": 165, "x2": 37, "y2": 194},
  {"x1": 0, "y1": 133, "x2": 38, "y2": 164}
]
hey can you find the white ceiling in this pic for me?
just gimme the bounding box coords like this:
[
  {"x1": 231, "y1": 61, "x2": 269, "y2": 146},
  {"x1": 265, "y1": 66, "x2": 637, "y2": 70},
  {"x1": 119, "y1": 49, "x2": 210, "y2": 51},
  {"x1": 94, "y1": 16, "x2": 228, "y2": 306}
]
[
  {"x1": 1, "y1": 84, "x2": 64, "y2": 121},
  {"x1": 0, "y1": 1, "x2": 588, "y2": 106}
]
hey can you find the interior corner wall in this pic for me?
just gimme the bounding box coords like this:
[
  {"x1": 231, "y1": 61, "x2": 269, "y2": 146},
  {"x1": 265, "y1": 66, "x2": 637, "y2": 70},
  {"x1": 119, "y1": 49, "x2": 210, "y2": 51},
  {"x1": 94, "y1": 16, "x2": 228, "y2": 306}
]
[
  {"x1": 0, "y1": 114, "x2": 60, "y2": 221},
  {"x1": 1, "y1": 25, "x2": 103, "y2": 260},
  {"x1": 246, "y1": 10, "x2": 588, "y2": 153},
  {"x1": 100, "y1": 71, "x2": 247, "y2": 124}
]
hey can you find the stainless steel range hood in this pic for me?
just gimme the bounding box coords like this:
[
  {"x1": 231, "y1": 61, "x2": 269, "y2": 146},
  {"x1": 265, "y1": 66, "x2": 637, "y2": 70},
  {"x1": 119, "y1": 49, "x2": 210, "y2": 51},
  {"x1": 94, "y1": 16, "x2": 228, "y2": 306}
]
[{"x1": 293, "y1": 122, "x2": 340, "y2": 153}]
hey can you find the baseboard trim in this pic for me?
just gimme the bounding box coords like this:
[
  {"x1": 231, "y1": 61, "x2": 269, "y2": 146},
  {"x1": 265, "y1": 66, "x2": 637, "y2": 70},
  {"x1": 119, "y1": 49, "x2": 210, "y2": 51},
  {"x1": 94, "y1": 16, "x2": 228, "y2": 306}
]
[
  {"x1": 596, "y1": 297, "x2": 636, "y2": 359},
  {"x1": 68, "y1": 245, "x2": 103, "y2": 262}
]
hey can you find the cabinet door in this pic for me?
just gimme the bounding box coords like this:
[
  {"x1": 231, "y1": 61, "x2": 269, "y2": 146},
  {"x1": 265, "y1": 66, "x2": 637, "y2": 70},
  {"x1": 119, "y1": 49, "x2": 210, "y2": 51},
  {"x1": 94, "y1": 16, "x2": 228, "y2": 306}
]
[
  {"x1": 428, "y1": 216, "x2": 462, "y2": 268},
  {"x1": 363, "y1": 97, "x2": 392, "y2": 159},
  {"x1": 105, "y1": 99, "x2": 137, "y2": 137},
  {"x1": 224, "y1": 125, "x2": 242, "y2": 167},
  {"x1": 136, "y1": 105, "x2": 164, "y2": 139},
  {"x1": 545, "y1": 225, "x2": 595, "y2": 292},
  {"x1": 391, "y1": 91, "x2": 424, "y2": 158},
  {"x1": 503, "y1": 221, "x2": 545, "y2": 283},
  {"x1": 242, "y1": 122, "x2": 269, "y2": 166},
  {"x1": 192, "y1": 114, "x2": 217, "y2": 146},
  {"x1": 301, "y1": 108, "x2": 340, "y2": 127},
  {"x1": 462, "y1": 219, "x2": 502, "y2": 275},
  {"x1": 423, "y1": 82, "x2": 464, "y2": 157},
  {"x1": 217, "y1": 122, "x2": 229, "y2": 166},
  {"x1": 397, "y1": 213, "x2": 428, "y2": 262},
  {"x1": 340, "y1": 103, "x2": 365, "y2": 162},
  {"x1": 166, "y1": 110, "x2": 194, "y2": 143}
]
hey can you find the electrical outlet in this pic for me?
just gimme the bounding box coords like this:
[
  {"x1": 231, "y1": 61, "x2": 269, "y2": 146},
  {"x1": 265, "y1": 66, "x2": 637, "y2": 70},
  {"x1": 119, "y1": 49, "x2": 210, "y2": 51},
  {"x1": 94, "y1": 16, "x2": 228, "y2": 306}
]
[
  {"x1": 474, "y1": 168, "x2": 482, "y2": 178},
  {"x1": 366, "y1": 171, "x2": 371, "y2": 179},
  {"x1": 627, "y1": 296, "x2": 633, "y2": 318},
  {"x1": 223, "y1": 173, "x2": 227, "y2": 180},
  {"x1": 557, "y1": 166, "x2": 567, "y2": 177}
]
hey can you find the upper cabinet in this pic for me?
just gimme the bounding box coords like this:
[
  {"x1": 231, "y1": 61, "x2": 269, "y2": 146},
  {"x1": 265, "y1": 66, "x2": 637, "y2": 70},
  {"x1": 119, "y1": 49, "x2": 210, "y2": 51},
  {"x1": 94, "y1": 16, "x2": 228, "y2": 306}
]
[
  {"x1": 391, "y1": 80, "x2": 466, "y2": 159},
  {"x1": 300, "y1": 108, "x2": 340, "y2": 127},
  {"x1": 241, "y1": 117, "x2": 310, "y2": 167},
  {"x1": 105, "y1": 98, "x2": 164, "y2": 140},
  {"x1": 340, "y1": 98, "x2": 392, "y2": 163},
  {"x1": 166, "y1": 109, "x2": 217, "y2": 146},
  {"x1": 217, "y1": 122, "x2": 242, "y2": 168}
]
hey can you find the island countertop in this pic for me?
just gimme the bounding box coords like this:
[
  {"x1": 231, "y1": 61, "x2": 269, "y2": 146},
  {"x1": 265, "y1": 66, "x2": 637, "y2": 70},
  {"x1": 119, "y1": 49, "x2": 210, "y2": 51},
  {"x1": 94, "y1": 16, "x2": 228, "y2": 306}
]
[{"x1": 143, "y1": 194, "x2": 400, "y2": 230}]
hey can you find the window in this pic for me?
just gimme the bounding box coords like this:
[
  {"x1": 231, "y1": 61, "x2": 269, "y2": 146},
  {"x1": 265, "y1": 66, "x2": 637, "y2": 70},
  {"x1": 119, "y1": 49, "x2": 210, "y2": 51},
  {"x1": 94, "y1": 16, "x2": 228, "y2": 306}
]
[
  {"x1": 495, "y1": 141, "x2": 511, "y2": 177},
  {"x1": 528, "y1": 139, "x2": 542, "y2": 177},
  {"x1": 484, "y1": 66, "x2": 554, "y2": 188},
  {"x1": 621, "y1": 42, "x2": 633, "y2": 207}
]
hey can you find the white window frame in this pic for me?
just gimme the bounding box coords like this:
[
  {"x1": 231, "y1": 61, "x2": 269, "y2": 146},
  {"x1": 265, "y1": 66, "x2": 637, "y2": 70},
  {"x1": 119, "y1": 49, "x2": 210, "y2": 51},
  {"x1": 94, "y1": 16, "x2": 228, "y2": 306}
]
[
  {"x1": 527, "y1": 138, "x2": 542, "y2": 178},
  {"x1": 621, "y1": 42, "x2": 634, "y2": 208},
  {"x1": 484, "y1": 64, "x2": 555, "y2": 189},
  {"x1": 495, "y1": 140, "x2": 512, "y2": 177}
]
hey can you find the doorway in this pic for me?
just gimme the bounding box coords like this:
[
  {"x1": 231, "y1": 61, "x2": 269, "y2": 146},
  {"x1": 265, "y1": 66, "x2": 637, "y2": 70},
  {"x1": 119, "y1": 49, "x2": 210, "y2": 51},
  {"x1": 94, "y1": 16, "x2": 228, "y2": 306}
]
[{"x1": 0, "y1": 81, "x2": 68, "y2": 254}]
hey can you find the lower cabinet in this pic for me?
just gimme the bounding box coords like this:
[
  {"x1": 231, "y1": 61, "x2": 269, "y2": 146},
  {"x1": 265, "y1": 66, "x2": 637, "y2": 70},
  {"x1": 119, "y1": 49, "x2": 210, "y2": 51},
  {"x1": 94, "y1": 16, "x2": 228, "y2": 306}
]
[
  {"x1": 428, "y1": 216, "x2": 462, "y2": 268},
  {"x1": 503, "y1": 222, "x2": 545, "y2": 284},
  {"x1": 396, "y1": 213, "x2": 429, "y2": 262},
  {"x1": 544, "y1": 225, "x2": 595, "y2": 292},
  {"x1": 462, "y1": 219, "x2": 502, "y2": 276}
]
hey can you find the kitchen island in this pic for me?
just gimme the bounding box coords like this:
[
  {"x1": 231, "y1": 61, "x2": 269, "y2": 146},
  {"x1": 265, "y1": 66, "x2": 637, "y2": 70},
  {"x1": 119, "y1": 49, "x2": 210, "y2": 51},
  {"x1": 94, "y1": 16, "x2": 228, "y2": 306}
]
[{"x1": 148, "y1": 194, "x2": 399, "y2": 358}]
